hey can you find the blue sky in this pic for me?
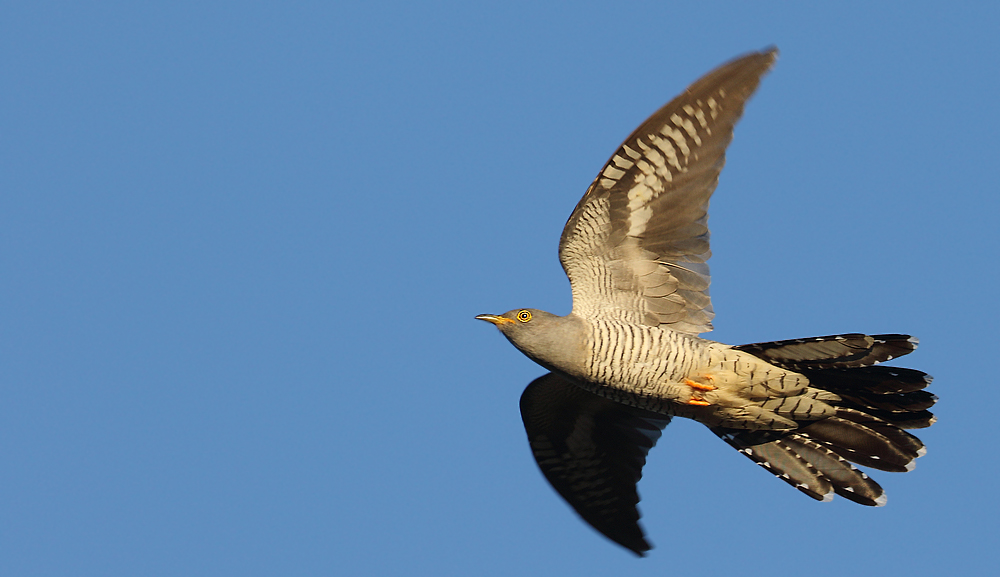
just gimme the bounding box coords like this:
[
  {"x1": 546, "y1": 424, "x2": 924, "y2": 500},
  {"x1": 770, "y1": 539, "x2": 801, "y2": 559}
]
[{"x1": 4, "y1": 2, "x2": 999, "y2": 575}]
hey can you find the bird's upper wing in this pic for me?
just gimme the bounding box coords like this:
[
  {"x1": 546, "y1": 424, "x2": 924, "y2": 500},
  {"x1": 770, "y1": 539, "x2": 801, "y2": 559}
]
[
  {"x1": 519, "y1": 372, "x2": 671, "y2": 556},
  {"x1": 559, "y1": 49, "x2": 777, "y2": 334}
]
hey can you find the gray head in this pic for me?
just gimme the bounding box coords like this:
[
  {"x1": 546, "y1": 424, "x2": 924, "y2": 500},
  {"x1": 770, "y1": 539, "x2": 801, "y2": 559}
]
[{"x1": 475, "y1": 309, "x2": 585, "y2": 375}]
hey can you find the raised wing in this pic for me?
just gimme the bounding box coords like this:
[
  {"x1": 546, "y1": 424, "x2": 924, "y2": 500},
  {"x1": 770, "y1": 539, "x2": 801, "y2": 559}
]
[
  {"x1": 559, "y1": 48, "x2": 777, "y2": 334},
  {"x1": 519, "y1": 373, "x2": 671, "y2": 556}
]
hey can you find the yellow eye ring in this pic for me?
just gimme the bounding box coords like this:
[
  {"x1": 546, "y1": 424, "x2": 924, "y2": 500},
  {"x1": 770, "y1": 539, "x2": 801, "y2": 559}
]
[{"x1": 516, "y1": 310, "x2": 532, "y2": 323}]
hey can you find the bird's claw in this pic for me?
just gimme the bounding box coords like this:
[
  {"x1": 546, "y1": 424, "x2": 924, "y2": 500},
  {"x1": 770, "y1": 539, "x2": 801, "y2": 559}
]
[
  {"x1": 684, "y1": 377, "x2": 715, "y2": 406},
  {"x1": 685, "y1": 377, "x2": 716, "y2": 392}
]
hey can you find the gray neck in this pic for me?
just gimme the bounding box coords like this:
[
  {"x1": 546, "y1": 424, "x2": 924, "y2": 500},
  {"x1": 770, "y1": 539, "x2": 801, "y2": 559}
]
[{"x1": 504, "y1": 313, "x2": 589, "y2": 378}]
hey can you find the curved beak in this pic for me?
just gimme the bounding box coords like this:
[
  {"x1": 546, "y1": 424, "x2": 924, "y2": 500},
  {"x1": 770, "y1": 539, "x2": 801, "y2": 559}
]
[{"x1": 475, "y1": 313, "x2": 514, "y2": 326}]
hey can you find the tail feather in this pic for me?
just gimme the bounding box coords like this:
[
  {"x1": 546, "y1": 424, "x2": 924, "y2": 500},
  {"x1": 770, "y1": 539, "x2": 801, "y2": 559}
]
[
  {"x1": 832, "y1": 407, "x2": 926, "y2": 457},
  {"x1": 797, "y1": 412, "x2": 918, "y2": 472},
  {"x1": 734, "y1": 333, "x2": 918, "y2": 370},
  {"x1": 802, "y1": 366, "x2": 936, "y2": 416},
  {"x1": 855, "y1": 407, "x2": 936, "y2": 430},
  {"x1": 782, "y1": 434, "x2": 885, "y2": 506},
  {"x1": 719, "y1": 332, "x2": 936, "y2": 506},
  {"x1": 803, "y1": 366, "x2": 931, "y2": 394},
  {"x1": 837, "y1": 390, "x2": 937, "y2": 413},
  {"x1": 716, "y1": 431, "x2": 834, "y2": 501},
  {"x1": 713, "y1": 429, "x2": 886, "y2": 505}
]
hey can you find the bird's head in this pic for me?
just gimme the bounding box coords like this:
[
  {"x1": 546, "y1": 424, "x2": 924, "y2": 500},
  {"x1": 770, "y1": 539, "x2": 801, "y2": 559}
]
[{"x1": 475, "y1": 309, "x2": 585, "y2": 374}]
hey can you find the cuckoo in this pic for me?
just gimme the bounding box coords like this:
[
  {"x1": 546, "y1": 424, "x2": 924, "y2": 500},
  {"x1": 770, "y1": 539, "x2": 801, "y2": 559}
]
[{"x1": 476, "y1": 48, "x2": 936, "y2": 556}]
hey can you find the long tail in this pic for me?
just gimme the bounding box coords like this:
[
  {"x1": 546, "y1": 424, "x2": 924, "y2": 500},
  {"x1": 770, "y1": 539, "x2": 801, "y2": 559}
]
[{"x1": 713, "y1": 334, "x2": 936, "y2": 506}]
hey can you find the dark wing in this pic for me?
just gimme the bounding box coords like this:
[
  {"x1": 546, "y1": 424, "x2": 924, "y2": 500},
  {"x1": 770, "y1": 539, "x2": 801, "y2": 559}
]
[
  {"x1": 559, "y1": 48, "x2": 777, "y2": 334},
  {"x1": 519, "y1": 373, "x2": 671, "y2": 556}
]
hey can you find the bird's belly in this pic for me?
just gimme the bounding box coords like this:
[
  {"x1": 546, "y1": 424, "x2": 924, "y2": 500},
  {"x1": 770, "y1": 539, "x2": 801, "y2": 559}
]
[
  {"x1": 576, "y1": 323, "x2": 715, "y2": 413},
  {"x1": 577, "y1": 325, "x2": 816, "y2": 426}
]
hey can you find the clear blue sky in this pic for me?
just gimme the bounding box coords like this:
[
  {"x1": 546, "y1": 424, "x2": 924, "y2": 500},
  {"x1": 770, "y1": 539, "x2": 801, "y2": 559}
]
[{"x1": 4, "y1": 2, "x2": 998, "y2": 575}]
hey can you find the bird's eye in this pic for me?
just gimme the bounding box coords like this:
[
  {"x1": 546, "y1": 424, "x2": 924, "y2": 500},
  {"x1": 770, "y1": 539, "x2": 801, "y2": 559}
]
[{"x1": 516, "y1": 310, "x2": 532, "y2": 323}]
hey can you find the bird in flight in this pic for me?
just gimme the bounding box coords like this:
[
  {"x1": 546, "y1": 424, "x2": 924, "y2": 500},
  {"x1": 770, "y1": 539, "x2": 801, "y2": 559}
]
[{"x1": 476, "y1": 47, "x2": 936, "y2": 556}]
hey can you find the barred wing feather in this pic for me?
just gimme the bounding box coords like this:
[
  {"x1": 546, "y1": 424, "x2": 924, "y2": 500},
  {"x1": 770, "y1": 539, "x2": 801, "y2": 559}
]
[{"x1": 559, "y1": 49, "x2": 777, "y2": 334}]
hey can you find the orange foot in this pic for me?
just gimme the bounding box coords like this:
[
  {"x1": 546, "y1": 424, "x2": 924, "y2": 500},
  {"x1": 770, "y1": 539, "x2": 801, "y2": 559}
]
[
  {"x1": 685, "y1": 378, "x2": 716, "y2": 392},
  {"x1": 684, "y1": 377, "x2": 716, "y2": 406}
]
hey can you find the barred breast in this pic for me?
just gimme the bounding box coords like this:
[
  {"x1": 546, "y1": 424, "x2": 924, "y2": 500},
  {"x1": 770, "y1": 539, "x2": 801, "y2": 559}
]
[{"x1": 577, "y1": 320, "x2": 710, "y2": 411}]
